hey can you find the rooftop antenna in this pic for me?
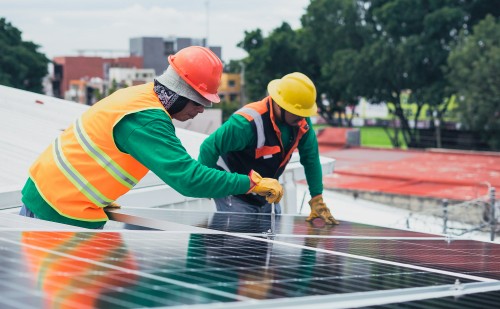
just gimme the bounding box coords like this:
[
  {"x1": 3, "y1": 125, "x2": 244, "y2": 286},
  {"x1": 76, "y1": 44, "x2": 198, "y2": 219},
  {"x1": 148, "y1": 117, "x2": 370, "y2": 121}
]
[{"x1": 205, "y1": 0, "x2": 210, "y2": 47}]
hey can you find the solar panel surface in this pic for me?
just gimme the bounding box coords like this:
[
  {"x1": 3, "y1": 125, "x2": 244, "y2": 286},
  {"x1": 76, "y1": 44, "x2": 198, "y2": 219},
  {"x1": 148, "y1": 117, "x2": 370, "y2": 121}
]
[
  {"x1": 0, "y1": 209, "x2": 499, "y2": 308},
  {"x1": 107, "y1": 208, "x2": 441, "y2": 237}
]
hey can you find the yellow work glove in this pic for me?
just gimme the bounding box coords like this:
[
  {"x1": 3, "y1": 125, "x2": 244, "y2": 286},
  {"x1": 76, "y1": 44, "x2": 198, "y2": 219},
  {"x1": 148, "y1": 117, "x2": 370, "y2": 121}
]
[
  {"x1": 247, "y1": 170, "x2": 283, "y2": 204},
  {"x1": 306, "y1": 194, "x2": 339, "y2": 225},
  {"x1": 104, "y1": 201, "x2": 121, "y2": 210}
]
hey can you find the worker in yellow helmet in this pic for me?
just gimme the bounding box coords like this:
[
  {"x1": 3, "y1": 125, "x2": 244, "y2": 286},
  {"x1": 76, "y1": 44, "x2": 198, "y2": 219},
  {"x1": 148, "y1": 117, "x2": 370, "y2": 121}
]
[
  {"x1": 19, "y1": 46, "x2": 283, "y2": 229},
  {"x1": 199, "y1": 72, "x2": 338, "y2": 224}
]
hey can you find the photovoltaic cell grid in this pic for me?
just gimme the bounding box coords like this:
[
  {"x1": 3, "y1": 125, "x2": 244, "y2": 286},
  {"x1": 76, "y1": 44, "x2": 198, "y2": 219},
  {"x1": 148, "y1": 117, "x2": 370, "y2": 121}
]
[
  {"x1": 273, "y1": 237, "x2": 500, "y2": 281},
  {"x1": 106, "y1": 208, "x2": 500, "y2": 306},
  {"x1": 0, "y1": 230, "x2": 490, "y2": 309},
  {"x1": 108, "y1": 208, "x2": 441, "y2": 238},
  {"x1": 1, "y1": 208, "x2": 500, "y2": 308}
]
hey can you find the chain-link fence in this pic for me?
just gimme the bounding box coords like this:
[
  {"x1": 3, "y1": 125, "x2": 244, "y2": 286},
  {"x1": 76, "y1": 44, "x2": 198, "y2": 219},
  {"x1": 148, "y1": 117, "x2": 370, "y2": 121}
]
[{"x1": 404, "y1": 185, "x2": 498, "y2": 241}]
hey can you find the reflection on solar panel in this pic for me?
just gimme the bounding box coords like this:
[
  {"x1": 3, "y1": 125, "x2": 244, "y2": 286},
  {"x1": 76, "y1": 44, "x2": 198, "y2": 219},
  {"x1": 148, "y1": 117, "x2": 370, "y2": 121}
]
[
  {"x1": 1, "y1": 209, "x2": 499, "y2": 308},
  {"x1": 108, "y1": 208, "x2": 442, "y2": 237}
]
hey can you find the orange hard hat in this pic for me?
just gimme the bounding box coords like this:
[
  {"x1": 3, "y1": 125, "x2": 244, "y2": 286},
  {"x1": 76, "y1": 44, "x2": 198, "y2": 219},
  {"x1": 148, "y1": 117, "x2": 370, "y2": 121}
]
[{"x1": 168, "y1": 46, "x2": 223, "y2": 103}]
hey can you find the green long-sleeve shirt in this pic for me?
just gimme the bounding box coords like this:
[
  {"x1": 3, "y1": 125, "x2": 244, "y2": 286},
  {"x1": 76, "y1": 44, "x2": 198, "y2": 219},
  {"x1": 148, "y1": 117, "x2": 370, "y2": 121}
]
[
  {"x1": 198, "y1": 114, "x2": 323, "y2": 198},
  {"x1": 22, "y1": 109, "x2": 250, "y2": 228}
]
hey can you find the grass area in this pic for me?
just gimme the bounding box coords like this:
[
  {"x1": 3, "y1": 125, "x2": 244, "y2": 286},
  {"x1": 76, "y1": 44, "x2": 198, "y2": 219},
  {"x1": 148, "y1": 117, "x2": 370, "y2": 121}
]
[
  {"x1": 312, "y1": 124, "x2": 407, "y2": 149},
  {"x1": 360, "y1": 127, "x2": 407, "y2": 149}
]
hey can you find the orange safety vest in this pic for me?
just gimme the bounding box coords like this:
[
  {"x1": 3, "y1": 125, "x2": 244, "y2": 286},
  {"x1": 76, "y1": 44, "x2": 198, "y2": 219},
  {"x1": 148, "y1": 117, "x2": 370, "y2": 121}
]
[
  {"x1": 29, "y1": 82, "x2": 169, "y2": 222},
  {"x1": 217, "y1": 97, "x2": 309, "y2": 206}
]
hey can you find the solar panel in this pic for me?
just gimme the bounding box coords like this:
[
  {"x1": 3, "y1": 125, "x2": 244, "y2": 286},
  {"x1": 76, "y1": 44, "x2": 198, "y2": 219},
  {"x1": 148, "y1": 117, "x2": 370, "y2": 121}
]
[
  {"x1": 0, "y1": 229, "x2": 494, "y2": 309},
  {"x1": 107, "y1": 208, "x2": 442, "y2": 238},
  {"x1": 270, "y1": 237, "x2": 500, "y2": 280},
  {"x1": 1, "y1": 209, "x2": 500, "y2": 308}
]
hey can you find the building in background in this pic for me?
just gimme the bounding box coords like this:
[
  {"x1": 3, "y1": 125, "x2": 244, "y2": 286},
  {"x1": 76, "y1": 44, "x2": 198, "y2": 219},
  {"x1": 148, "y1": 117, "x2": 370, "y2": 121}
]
[
  {"x1": 219, "y1": 73, "x2": 241, "y2": 104},
  {"x1": 130, "y1": 36, "x2": 222, "y2": 75},
  {"x1": 49, "y1": 36, "x2": 222, "y2": 105},
  {"x1": 51, "y1": 56, "x2": 143, "y2": 103},
  {"x1": 66, "y1": 80, "x2": 87, "y2": 105},
  {"x1": 66, "y1": 77, "x2": 105, "y2": 105},
  {"x1": 108, "y1": 67, "x2": 156, "y2": 87}
]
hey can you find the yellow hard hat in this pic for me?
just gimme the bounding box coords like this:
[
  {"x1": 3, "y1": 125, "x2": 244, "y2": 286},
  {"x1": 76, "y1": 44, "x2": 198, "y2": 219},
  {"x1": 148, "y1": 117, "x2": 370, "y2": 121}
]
[{"x1": 267, "y1": 72, "x2": 317, "y2": 117}]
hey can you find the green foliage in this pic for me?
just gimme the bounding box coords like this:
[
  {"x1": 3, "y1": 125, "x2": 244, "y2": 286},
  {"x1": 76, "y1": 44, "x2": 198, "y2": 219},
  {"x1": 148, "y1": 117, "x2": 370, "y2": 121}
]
[
  {"x1": 238, "y1": 29, "x2": 264, "y2": 53},
  {"x1": 224, "y1": 60, "x2": 243, "y2": 73},
  {"x1": 234, "y1": 1, "x2": 499, "y2": 149},
  {"x1": 0, "y1": 18, "x2": 49, "y2": 93},
  {"x1": 93, "y1": 88, "x2": 104, "y2": 102},
  {"x1": 447, "y1": 15, "x2": 500, "y2": 150},
  {"x1": 107, "y1": 79, "x2": 119, "y2": 96},
  {"x1": 237, "y1": 23, "x2": 306, "y2": 101},
  {"x1": 362, "y1": 1, "x2": 477, "y2": 146},
  {"x1": 385, "y1": 94, "x2": 460, "y2": 122},
  {"x1": 301, "y1": 0, "x2": 372, "y2": 129}
]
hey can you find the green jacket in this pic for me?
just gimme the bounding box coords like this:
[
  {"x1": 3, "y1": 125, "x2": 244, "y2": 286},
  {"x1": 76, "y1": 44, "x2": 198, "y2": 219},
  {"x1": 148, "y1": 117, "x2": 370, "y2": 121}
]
[
  {"x1": 199, "y1": 113, "x2": 323, "y2": 198},
  {"x1": 22, "y1": 109, "x2": 250, "y2": 228}
]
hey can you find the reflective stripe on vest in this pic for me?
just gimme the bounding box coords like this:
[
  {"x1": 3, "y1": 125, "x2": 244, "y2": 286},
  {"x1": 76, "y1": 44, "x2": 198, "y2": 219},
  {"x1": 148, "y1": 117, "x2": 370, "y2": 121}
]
[
  {"x1": 53, "y1": 137, "x2": 112, "y2": 208},
  {"x1": 217, "y1": 106, "x2": 269, "y2": 172},
  {"x1": 74, "y1": 118, "x2": 138, "y2": 189},
  {"x1": 238, "y1": 107, "x2": 266, "y2": 148}
]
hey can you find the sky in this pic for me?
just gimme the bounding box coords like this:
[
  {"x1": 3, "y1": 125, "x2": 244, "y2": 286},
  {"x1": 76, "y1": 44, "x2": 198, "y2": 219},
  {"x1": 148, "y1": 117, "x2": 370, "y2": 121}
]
[{"x1": 1, "y1": 0, "x2": 311, "y2": 63}]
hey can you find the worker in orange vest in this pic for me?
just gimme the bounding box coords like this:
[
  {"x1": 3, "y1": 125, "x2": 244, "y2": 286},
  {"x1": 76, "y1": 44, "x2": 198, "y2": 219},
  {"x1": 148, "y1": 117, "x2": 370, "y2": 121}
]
[
  {"x1": 19, "y1": 46, "x2": 283, "y2": 229},
  {"x1": 199, "y1": 72, "x2": 338, "y2": 224}
]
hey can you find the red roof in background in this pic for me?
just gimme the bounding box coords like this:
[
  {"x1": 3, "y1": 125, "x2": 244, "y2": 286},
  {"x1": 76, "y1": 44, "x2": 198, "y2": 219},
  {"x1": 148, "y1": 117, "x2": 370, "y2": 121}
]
[{"x1": 317, "y1": 135, "x2": 500, "y2": 202}]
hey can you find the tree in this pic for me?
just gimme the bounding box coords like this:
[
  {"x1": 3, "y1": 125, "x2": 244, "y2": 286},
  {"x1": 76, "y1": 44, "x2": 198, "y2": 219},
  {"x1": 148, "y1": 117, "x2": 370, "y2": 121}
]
[
  {"x1": 362, "y1": 0, "x2": 500, "y2": 147},
  {"x1": 301, "y1": 0, "x2": 372, "y2": 127},
  {"x1": 234, "y1": 0, "x2": 500, "y2": 148},
  {"x1": 447, "y1": 15, "x2": 500, "y2": 150},
  {"x1": 238, "y1": 23, "x2": 305, "y2": 101},
  {"x1": 0, "y1": 18, "x2": 49, "y2": 93},
  {"x1": 107, "y1": 79, "x2": 119, "y2": 96},
  {"x1": 321, "y1": 49, "x2": 368, "y2": 127},
  {"x1": 224, "y1": 60, "x2": 243, "y2": 74}
]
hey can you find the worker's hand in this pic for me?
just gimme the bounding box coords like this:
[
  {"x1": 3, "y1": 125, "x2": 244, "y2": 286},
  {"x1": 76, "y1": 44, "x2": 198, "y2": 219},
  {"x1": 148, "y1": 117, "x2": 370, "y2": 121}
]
[
  {"x1": 306, "y1": 195, "x2": 339, "y2": 225},
  {"x1": 247, "y1": 170, "x2": 283, "y2": 203},
  {"x1": 104, "y1": 201, "x2": 121, "y2": 210}
]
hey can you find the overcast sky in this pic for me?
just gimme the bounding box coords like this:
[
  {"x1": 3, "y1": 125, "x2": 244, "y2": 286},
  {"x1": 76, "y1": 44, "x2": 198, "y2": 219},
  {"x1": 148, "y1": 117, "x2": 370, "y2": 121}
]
[{"x1": 1, "y1": 0, "x2": 311, "y2": 63}]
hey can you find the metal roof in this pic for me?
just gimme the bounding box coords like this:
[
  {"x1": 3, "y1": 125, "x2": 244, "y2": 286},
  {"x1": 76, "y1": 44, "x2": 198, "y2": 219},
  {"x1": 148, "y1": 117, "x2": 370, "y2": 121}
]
[{"x1": 0, "y1": 85, "x2": 88, "y2": 189}]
